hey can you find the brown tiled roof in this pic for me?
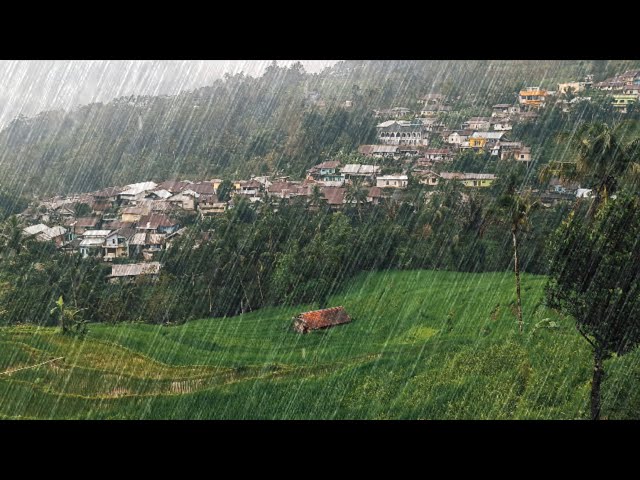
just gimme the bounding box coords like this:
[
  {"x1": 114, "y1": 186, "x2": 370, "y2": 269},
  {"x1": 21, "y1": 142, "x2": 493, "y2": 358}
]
[
  {"x1": 103, "y1": 220, "x2": 134, "y2": 230},
  {"x1": 358, "y1": 145, "x2": 376, "y2": 155},
  {"x1": 122, "y1": 206, "x2": 150, "y2": 216},
  {"x1": 452, "y1": 129, "x2": 474, "y2": 136},
  {"x1": 158, "y1": 180, "x2": 192, "y2": 193},
  {"x1": 367, "y1": 186, "x2": 383, "y2": 198},
  {"x1": 311, "y1": 160, "x2": 340, "y2": 170},
  {"x1": 268, "y1": 181, "x2": 304, "y2": 194},
  {"x1": 137, "y1": 214, "x2": 177, "y2": 230},
  {"x1": 188, "y1": 182, "x2": 215, "y2": 195},
  {"x1": 65, "y1": 216, "x2": 99, "y2": 227},
  {"x1": 320, "y1": 186, "x2": 346, "y2": 205},
  {"x1": 112, "y1": 227, "x2": 137, "y2": 240},
  {"x1": 294, "y1": 306, "x2": 351, "y2": 332},
  {"x1": 240, "y1": 180, "x2": 262, "y2": 188}
]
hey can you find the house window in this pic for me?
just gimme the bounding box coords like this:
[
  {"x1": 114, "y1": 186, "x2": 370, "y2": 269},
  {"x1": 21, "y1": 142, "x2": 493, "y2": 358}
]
[
  {"x1": 520, "y1": 155, "x2": 525, "y2": 159},
  {"x1": 386, "y1": 181, "x2": 389, "y2": 186}
]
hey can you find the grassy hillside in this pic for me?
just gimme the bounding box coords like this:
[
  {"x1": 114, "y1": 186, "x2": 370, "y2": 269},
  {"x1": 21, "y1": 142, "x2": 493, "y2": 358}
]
[{"x1": 1, "y1": 269, "x2": 639, "y2": 419}]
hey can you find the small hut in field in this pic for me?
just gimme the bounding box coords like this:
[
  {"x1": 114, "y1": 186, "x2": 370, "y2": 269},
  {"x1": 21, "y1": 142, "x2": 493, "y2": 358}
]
[{"x1": 293, "y1": 306, "x2": 351, "y2": 334}]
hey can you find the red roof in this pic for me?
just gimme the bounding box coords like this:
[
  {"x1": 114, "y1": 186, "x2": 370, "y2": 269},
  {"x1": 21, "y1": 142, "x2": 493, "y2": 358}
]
[
  {"x1": 311, "y1": 160, "x2": 340, "y2": 170},
  {"x1": 294, "y1": 306, "x2": 351, "y2": 333}
]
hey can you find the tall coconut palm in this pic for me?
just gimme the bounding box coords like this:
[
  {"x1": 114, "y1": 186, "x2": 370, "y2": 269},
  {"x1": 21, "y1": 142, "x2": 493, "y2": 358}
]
[
  {"x1": 488, "y1": 190, "x2": 539, "y2": 333},
  {"x1": 345, "y1": 180, "x2": 368, "y2": 221},
  {"x1": 307, "y1": 184, "x2": 326, "y2": 210}
]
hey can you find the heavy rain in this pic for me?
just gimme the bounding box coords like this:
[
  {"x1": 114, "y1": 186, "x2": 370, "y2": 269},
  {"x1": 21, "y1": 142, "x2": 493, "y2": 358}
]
[{"x1": 0, "y1": 60, "x2": 639, "y2": 420}]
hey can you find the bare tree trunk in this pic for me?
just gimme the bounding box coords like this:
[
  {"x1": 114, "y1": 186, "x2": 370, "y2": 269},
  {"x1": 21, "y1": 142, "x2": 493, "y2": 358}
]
[
  {"x1": 591, "y1": 349, "x2": 605, "y2": 420},
  {"x1": 512, "y1": 231, "x2": 523, "y2": 333},
  {"x1": 207, "y1": 285, "x2": 213, "y2": 315}
]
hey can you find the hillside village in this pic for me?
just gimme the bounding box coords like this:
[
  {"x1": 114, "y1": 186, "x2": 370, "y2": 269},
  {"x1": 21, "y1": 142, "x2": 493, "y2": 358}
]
[{"x1": 14, "y1": 68, "x2": 640, "y2": 282}]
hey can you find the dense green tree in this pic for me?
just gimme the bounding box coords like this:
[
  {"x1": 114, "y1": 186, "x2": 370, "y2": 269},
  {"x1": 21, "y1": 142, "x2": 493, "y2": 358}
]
[
  {"x1": 216, "y1": 180, "x2": 234, "y2": 202},
  {"x1": 546, "y1": 192, "x2": 640, "y2": 420},
  {"x1": 0, "y1": 215, "x2": 26, "y2": 257},
  {"x1": 73, "y1": 203, "x2": 92, "y2": 218},
  {"x1": 543, "y1": 122, "x2": 640, "y2": 217}
]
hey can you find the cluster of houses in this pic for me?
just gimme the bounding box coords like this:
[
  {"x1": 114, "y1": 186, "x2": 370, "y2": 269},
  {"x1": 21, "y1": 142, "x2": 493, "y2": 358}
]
[
  {"x1": 355, "y1": 90, "x2": 543, "y2": 189},
  {"x1": 16, "y1": 69, "x2": 638, "y2": 283},
  {"x1": 592, "y1": 69, "x2": 640, "y2": 113}
]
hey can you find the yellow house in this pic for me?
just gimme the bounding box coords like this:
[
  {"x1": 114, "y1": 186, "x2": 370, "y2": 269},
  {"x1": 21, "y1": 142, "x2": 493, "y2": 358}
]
[
  {"x1": 211, "y1": 178, "x2": 223, "y2": 191},
  {"x1": 468, "y1": 137, "x2": 486, "y2": 148},
  {"x1": 518, "y1": 87, "x2": 548, "y2": 108}
]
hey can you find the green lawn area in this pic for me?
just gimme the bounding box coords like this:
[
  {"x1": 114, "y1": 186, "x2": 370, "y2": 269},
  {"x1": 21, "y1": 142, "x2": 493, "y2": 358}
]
[{"x1": 1, "y1": 269, "x2": 639, "y2": 419}]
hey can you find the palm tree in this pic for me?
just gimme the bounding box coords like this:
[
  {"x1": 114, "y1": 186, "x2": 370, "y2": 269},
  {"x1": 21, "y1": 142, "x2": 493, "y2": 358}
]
[
  {"x1": 541, "y1": 122, "x2": 640, "y2": 218},
  {"x1": 307, "y1": 184, "x2": 326, "y2": 210},
  {"x1": 345, "y1": 180, "x2": 368, "y2": 221},
  {"x1": 492, "y1": 191, "x2": 539, "y2": 333}
]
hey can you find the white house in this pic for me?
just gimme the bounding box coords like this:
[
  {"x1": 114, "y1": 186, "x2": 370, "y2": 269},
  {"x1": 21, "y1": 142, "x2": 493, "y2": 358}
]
[
  {"x1": 376, "y1": 120, "x2": 427, "y2": 146},
  {"x1": 79, "y1": 230, "x2": 112, "y2": 257},
  {"x1": 446, "y1": 130, "x2": 473, "y2": 145},
  {"x1": 376, "y1": 174, "x2": 408, "y2": 189}
]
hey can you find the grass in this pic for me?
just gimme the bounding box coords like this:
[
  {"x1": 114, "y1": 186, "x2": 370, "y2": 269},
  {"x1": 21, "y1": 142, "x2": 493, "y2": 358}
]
[{"x1": 0, "y1": 269, "x2": 639, "y2": 419}]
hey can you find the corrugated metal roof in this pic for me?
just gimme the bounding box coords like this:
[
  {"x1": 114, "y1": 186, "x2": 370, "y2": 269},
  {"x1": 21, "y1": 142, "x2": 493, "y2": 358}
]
[
  {"x1": 121, "y1": 181, "x2": 157, "y2": 196},
  {"x1": 341, "y1": 164, "x2": 380, "y2": 175},
  {"x1": 137, "y1": 214, "x2": 177, "y2": 230},
  {"x1": 108, "y1": 262, "x2": 162, "y2": 278},
  {"x1": 372, "y1": 145, "x2": 400, "y2": 153},
  {"x1": 79, "y1": 238, "x2": 105, "y2": 247},
  {"x1": 23, "y1": 224, "x2": 49, "y2": 236},
  {"x1": 440, "y1": 172, "x2": 497, "y2": 180},
  {"x1": 130, "y1": 233, "x2": 147, "y2": 245},
  {"x1": 471, "y1": 132, "x2": 505, "y2": 139},
  {"x1": 378, "y1": 174, "x2": 408, "y2": 180},
  {"x1": 149, "y1": 189, "x2": 172, "y2": 199},
  {"x1": 82, "y1": 230, "x2": 112, "y2": 237}
]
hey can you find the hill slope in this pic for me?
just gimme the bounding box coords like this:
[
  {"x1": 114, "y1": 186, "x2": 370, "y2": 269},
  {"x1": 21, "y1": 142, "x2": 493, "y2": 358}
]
[
  {"x1": 1, "y1": 269, "x2": 639, "y2": 419},
  {"x1": 2, "y1": 59, "x2": 640, "y2": 198}
]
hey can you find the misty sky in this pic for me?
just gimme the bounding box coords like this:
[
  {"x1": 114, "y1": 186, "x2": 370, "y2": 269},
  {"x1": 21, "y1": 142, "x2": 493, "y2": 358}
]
[{"x1": 0, "y1": 60, "x2": 338, "y2": 128}]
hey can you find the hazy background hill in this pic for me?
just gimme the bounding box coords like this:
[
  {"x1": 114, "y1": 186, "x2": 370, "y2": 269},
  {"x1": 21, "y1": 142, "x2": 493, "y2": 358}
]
[{"x1": 0, "y1": 59, "x2": 639, "y2": 200}]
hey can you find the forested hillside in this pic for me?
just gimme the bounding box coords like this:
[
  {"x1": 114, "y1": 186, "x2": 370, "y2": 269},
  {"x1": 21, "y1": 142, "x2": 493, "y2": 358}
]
[{"x1": 1, "y1": 59, "x2": 639, "y2": 198}]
